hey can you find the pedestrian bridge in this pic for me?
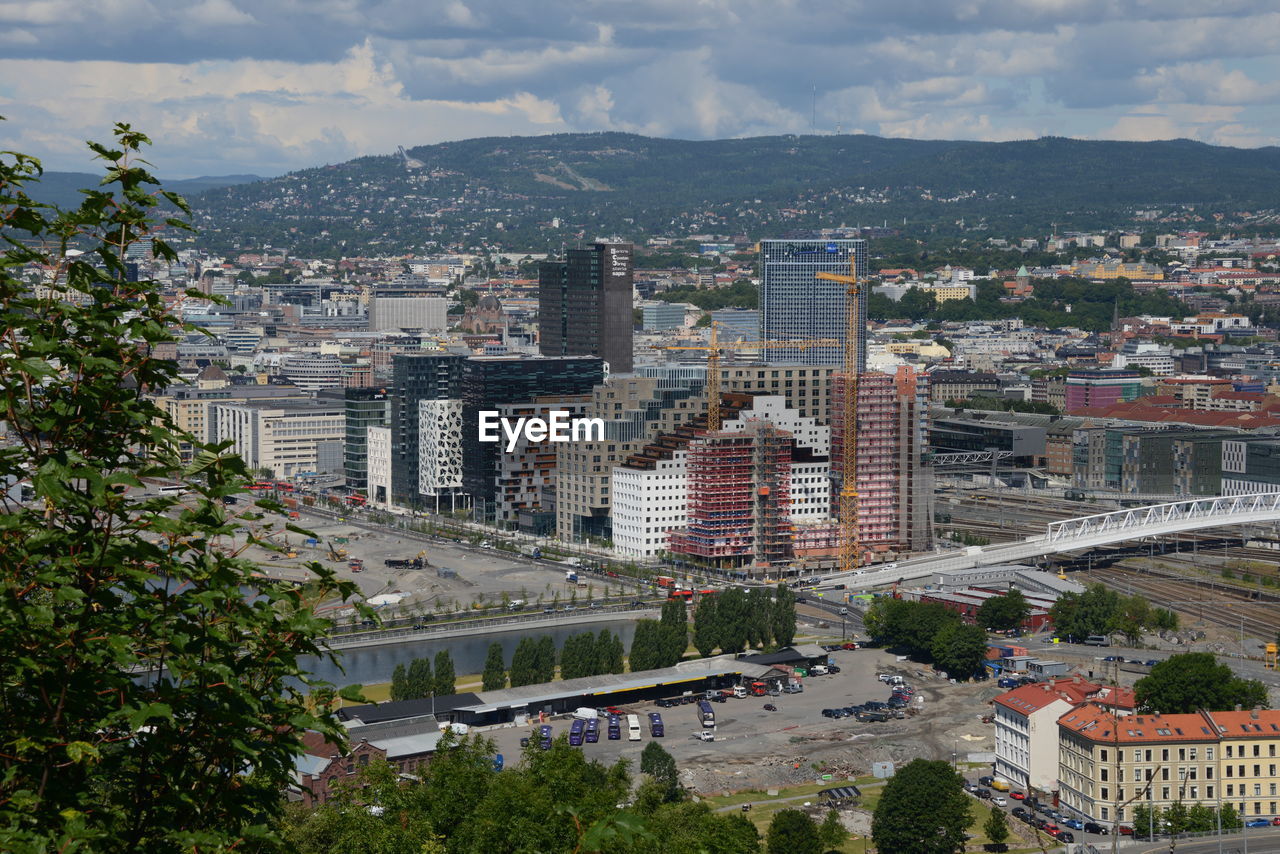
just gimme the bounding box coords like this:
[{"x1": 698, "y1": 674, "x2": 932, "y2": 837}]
[{"x1": 818, "y1": 492, "x2": 1280, "y2": 591}]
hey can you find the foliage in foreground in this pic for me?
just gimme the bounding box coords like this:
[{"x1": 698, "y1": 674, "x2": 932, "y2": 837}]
[
  {"x1": 0, "y1": 126, "x2": 362, "y2": 851},
  {"x1": 280, "y1": 734, "x2": 762, "y2": 854}
]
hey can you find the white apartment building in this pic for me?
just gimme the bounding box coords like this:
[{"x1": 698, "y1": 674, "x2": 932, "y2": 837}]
[
  {"x1": 211, "y1": 400, "x2": 344, "y2": 479},
  {"x1": 612, "y1": 452, "x2": 688, "y2": 558},
  {"x1": 366, "y1": 425, "x2": 392, "y2": 508}
]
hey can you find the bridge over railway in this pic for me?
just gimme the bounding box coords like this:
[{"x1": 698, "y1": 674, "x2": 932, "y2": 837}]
[{"x1": 818, "y1": 492, "x2": 1280, "y2": 592}]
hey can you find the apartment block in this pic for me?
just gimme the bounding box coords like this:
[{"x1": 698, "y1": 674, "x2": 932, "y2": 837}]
[
  {"x1": 1058, "y1": 705, "x2": 1280, "y2": 825},
  {"x1": 211, "y1": 399, "x2": 345, "y2": 479}
]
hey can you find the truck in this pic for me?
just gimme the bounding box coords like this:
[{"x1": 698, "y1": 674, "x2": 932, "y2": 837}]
[
  {"x1": 348, "y1": 558, "x2": 364, "y2": 573},
  {"x1": 565, "y1": 570, "x2": 578, "y2": 583},
  {"x1": 748, "y1": 681, "x2": 768, "y2": 697},
  {"x1": 691, "y1": 730, "x2": 715, "y2": 742},
  {"x1": 654, "y1": 575, "x2": 675, "y2": 589},
  {"x1": 507, "y1": 599, "x2": 525, "y2": 611},
  {"x1": 626, "y1": 714, "x2": 641, "y2": 741},
  {"x1": 732, "y1": 686, "x2": 748, "y2": 699}
]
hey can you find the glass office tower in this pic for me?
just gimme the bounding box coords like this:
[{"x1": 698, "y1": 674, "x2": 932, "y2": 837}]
[{"x1": 759, "y1": 238, "x2": 867, "y2": 369}]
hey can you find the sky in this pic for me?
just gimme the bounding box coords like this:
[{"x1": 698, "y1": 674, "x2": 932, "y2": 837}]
[{"x1": 2, "y1": 0, "x2": 1280, "y2": 177}]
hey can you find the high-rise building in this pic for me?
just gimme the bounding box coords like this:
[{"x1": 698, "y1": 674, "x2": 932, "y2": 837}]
[
  {"x1": 460, "y1": 356, "x2": 605, "y2": 525},
  {"x1": 318, "y1": 387, "x2": 390, "y2": 493},
  {"x1": 538, "y1": 242, "x2": 634, "y2": 373},
  {"x1": 389, "y1": 352, "x2": 464, "y2": 509},
  {"x1": 759, "y1": 239, "x2": 867, "y2": 369},
  {"x1": 830, "y1": 366, "x2": 933, "y2": 557}
]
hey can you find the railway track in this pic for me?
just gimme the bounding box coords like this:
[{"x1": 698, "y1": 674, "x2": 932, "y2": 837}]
[{"x1": 1079, "y1": 565, "x2": 1280, "y2": 642}]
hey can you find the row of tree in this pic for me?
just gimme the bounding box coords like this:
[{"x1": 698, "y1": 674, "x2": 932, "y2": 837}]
[
  {"x1": 390, "y1": 652, "x2": 457, "y2": 702},
  {"x1": 863, "y1": 597, "x2": 990, "y2": 679},
  {"x1": 628, "y1": 601, "x2": 690, "y2": 672},
  {"x1": 692, "y1": 586, "x2": 797, "y2": 656},
  {"x1": 1049, "y1": 583, "x2": 1179, "y2": 643},
  {"x1": 1131, "y1": 802, "x2": 1242, "y2": 837},
  {"x1": 509, "y1": 636, "x2": 558, "y2": 688}
]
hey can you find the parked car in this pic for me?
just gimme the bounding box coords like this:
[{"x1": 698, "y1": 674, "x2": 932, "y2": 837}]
[
  {"x1": 1246, "y1": 818, "x2": 1272, "y2": 828},
  {"x1": 992, "y1": 797, "x2": 1007, "y2": 807},
  {"x1": 1011, "y1": 807, "x2": 1028, "y2": 820},
  {"x1": 1117, "y1": 826, "x2": 1134, "y2": 836},
  {"x1": 1273, "y1": 817, "x2": 1280, "y2": 826},
  {"x1": 763, "y1": 703, "x2": 778, "y2": 712},
  {"x1": 1009, "y1": 791, "x2": 1025, "y2": 800},
  {"x1": 1062, "y1": 818, "x2": 1083, "y2": 830},
  {"x1": 1058, "y1": 831, "x2": 1075, "y2": 843},
  {"x1": 1083, "y1": 821, "x2": 1108, "y2": 834},
  {"x1": 975, "y1": 788, "x2": 992, "y2": 799}
]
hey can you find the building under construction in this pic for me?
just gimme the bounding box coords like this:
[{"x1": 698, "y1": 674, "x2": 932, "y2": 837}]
[
  {"x1": 827, "y1": 366, "x2": 933, "y2": 561},
  {"x1": 667, "y1": 420, "x2": 796, "y2": 569}
]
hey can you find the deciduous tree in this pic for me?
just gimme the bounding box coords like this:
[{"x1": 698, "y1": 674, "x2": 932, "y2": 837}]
[
  {"x1": 872, "y1": 759, "x2": 971, "y2": 854},
  {"x1": 433, "y1": 650, "x2": 456, "y2": 697},
  {"x1": 766, "y1": 809, "x2": 821, "y2": 854},
  {"x1": 1134, "y1": 652, "x2": 1269, "y2": 713},
  {"x1": 977, "y1": 590, "x2": 1029, "y2": 632},
  {"x1": 0, "y1": 124, "x2": 362, "y2": 852}
]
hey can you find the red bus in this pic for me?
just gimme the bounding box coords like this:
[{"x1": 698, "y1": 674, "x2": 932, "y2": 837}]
[
  {"x1": 274, "y1": 482, "x2": 295, "y2": 492},
  {"x1": 249, "y1": 481, "x2": 274, "y2": 491},
  {"x1": 667, "y1": 589, "x2": 693, "y2": 602},
  {"x1": 345, "y1": 494, "x2": 367, "y2": 506}
]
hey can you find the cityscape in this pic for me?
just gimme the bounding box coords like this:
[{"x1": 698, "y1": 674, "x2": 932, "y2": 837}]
[{"x1": 7, "y1": 4, "x2": 1280, "y2": 854}]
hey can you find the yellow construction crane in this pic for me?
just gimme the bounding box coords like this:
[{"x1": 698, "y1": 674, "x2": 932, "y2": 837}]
[
  {"x1": 815, "y1": 264, "x2": 861, "y2": 576},
  {"x1": 662, "y1": 324, "x2": 839, "y2": 431}
]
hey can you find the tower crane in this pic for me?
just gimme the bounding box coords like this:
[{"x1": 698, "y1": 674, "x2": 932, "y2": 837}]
[
  {"x1": 661, "y1": 323, "x2": 839, "y2": 431},
  {"x1": 815, "y1": 263, "x2": 862, "y2": 576}
]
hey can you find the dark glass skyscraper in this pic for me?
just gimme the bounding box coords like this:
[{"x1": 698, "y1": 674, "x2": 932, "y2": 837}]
[
  {"x1": 390, "y1": 352, "x2": 464, "y2": 509},
  {"x1": 538, "y1": 242, "x2": 634, "y2": 373},
  {"x1": 759, "y1": 239, "x2": 867, "y2": 370}
]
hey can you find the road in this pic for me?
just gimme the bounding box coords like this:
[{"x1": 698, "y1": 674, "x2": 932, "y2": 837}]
[{"x1": 1131, "y1": 826, "x2": 1280, "y2": 853}]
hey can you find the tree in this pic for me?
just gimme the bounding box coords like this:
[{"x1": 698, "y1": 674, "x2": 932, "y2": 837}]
[
  {"x1": 1134, "y1": 652, "x2": 1270, "y2": 713},
  {"x1": 481, "y1": 642, "x2": 507, "y2": 691},
  {"x1": 692, "y1": 595, "x2": 720, "y2": 657},
  {"x1": 771, "y1": 584, "x2": 797, "y2": 648},
  {"x1": 535, "y1": 636, "x2": 557, "y2": 683},
  {"x1": 658, "y1": 599, "x2": 688, "y2": 666},
  {"x1": 407, "y1": 656, "x2": 433, "y2": 700},
  {"x1": 931, "y1": 622, "x2": 990, "y2": 680},
  {"x1": 629, "y1": 619, "x2": 663, "y2": 672},
  {"x1": 509, "y1": 637, "x2": 537, "y2": 687},
  {"x1": 872, "y1": 759, "x2": 971, "y2": 854},
  {"x1": 0, "y1": 125, "x2": 363, "y2": 851},
  {"x1": 1220, "y1": 802, "x2": 1243, "y2": 831},
  {"x1": 717, "y1": 588, "x2": 749, "y2": 654},
  {"x1": 601, "y1": 629, "x2": 625, "y2": 674},
  {"x1": 983, "y1": 805, "x2": 1010, "y2": 851},
  {"x1": 433, "y1": 650, "x2": 456, "y2": 697},
  {"x1": 817, "y1": 809, "x2": 848, "y2": 852},
  {"x1": 391, "y1": 662, "x2": 410, "y2": 701},
  {"x1": 639, "y1": 741, "x2": 682, "y2": 803},
  {"x1": 1132, "y1": 803, "x2": 1159, "y2": 839},
  {"x1": 766, "y1": 809, "x2": 821, "y2": 854},
  {"x1": 977, "y1": 590, "x2": 1030, "y2": 632}
]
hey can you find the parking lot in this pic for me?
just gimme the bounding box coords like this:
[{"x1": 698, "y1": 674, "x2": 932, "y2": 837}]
[{"x1": 478, "y1": 646, "x2": 999, "y2": 796}]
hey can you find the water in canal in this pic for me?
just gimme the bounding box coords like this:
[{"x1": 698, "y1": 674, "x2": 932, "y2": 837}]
[{"x1": 304, "y1": 620, "x2": 640, "y2": 688}]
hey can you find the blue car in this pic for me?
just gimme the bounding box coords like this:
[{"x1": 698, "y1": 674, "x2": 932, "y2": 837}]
[
  {"x1": 1062, "y1": 818, "x2": 1083, "y2": 830},
  {"x1": 492, "y1": 754, "x2": 504, "y2": 771},
  {"x1": 1246, "y1": 818, "x2": 1271, "y2": 827}
]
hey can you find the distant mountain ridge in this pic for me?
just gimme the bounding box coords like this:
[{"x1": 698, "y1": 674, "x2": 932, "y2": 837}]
[
  {"x1": 29, "y1": 172, "x2": 262, "y2": 210},
  {"x1": 111, "y1": 133, "x2": 1280, "y2": 254}
]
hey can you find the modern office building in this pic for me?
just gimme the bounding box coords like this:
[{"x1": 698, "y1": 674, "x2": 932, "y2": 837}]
[
  {"x1": 368, "y1": 296, "x2": 448, "y2": 333},
  {"x1": 389, "y1": 352, "x2": 465, "y2": 510},
  {"x1": 279, "y1": 351, "x2": 344, "y2": 391},
  {"x1": 554, "y1": 366, "x2": 706, "y2": 543},
  {"x1": 151, "y1": 384, "x2": 306, "y2": 463},
  {"x1": 366, "y1": 426, "x2": 392, "y2": 508},
  {"x1": 317, "y1": 387, "x2": 390, "y2": 493},
  {"x1": 641, "y1": 302, "x2": 686, "y2": 332},
  {"x1": 711, "y1": 308, "x2": 760, "y2": 343},
  {"x1": 210, "y1": 399, "x2": 345, "y2": 479},
  {"x1": 759, "y1": 239, "x2": 867, "y2": 368},
  {"x1": 460, "y1": 356, "x2": 605, "y2": 525},
  {"x1": 538, "y1": 242, "x2": 634, "y2": 373},
  {"x1": 1065, "y1": 370, "x2": 1143, "y2": 412}
]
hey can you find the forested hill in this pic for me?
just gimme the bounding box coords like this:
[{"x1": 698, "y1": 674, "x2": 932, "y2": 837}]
[{"x1": 186, "y1": 132, "x2": 1280, "y2": 256}]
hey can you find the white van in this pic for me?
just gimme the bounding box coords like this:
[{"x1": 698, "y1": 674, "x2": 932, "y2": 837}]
[
  {"x1": 573, "y1": 707, "x2": 599, "y2": 721},
  {"x1": 626, "y1": 714, "x2": 641, "y2": 741}
]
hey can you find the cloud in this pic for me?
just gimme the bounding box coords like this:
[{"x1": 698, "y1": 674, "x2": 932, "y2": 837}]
[{"x1": 3, "y1": 0, "x2": 1280, "y2": 174}]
